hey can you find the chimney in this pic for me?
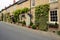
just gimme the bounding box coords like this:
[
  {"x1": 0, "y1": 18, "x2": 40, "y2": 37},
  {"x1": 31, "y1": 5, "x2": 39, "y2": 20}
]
[{"x1": 13, "y1": 0, "x2": 16, "y2": 3}]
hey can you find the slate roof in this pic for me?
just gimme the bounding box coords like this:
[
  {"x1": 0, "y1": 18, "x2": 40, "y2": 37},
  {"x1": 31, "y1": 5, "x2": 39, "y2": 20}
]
[{"x1": 0, "y1": 0, "x2": 28, "y2": 13}]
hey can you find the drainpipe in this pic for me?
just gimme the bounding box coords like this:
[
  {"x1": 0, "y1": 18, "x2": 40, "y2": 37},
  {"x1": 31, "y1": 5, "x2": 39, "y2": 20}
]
[
  {"x1": 30, "y1": 0, "x2": 31, "y2": 22},
  {"x1": 1, "y1": 13, "x2": 3, "y2": 21}
]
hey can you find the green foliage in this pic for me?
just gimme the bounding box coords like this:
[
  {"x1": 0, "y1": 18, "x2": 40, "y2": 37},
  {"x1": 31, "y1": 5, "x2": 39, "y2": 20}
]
[
  {"x1": 30, "y1": 21, "x2": 33, "y2": 26},
  {"x1": 48, "y1": 22, "x2": 59, "y2": 28},
  {"x1": 22, "y1": 8, "x2": 29, "y2": 13},
  {"x1": 13, "y1": 9, "x2": 21, "y2": 22},
  {"x1": 35, "y1": 4, "x2": 49, "y2": 31},
  {"x1": 13, "y1": 8, "x2": 29, "y2": 22},
  {"x1": 32, "y1": 25, "x2": 36, "y2": 29},
  {"x1": 57, "y1": 31, "x2": 60, "y2": 35},
  {"x1": 22, "y1": 21, "x2": 26, "y2": 25},
  {"x1": 13, "y1": 9, "x2": 21, "y2": 16}
]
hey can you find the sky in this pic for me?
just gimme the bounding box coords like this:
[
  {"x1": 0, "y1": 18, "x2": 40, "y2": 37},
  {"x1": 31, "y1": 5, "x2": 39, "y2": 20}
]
[{"x1": 0, "y1": 0, "x2": 19, "y2": 11}]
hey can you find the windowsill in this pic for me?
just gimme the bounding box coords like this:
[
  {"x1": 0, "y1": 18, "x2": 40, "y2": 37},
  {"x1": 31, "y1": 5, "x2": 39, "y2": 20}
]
[
  {"x1": 47, "y1": 21, "x2": 59, "y2": 28},
  {"x1": 31, "y1": 6, "x2": 35, "y2": 8},
  {"x1": 47, "y1": 21, "x2": 59, "y2": 24}
]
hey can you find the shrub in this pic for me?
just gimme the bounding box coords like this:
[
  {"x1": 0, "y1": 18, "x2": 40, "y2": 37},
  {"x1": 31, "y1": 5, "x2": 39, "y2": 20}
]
[
  {"x1": 22, "y1": 21, "x2": 26, "y2": 25},
  {"x1": 22, "y1": 8, "x2": 29, "y2": 13},
  {"x1": 32, "y1": 25, "x2": 36, "y2": 29},
  {"x1": 57, "y1": 31, "x2": 60, "y2": 35},
  {"x1": 30, "y1": 21, "x2": 33, "y2": 26},
  {"x1": 13, "y1": 9, "x2": 21, "y2": 22}
]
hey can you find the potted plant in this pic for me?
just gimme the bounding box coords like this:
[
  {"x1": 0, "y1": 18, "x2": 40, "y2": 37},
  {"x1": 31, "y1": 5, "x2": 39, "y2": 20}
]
[{"x1": 48, "y1": 22, "x2": 59, "y2": 28}]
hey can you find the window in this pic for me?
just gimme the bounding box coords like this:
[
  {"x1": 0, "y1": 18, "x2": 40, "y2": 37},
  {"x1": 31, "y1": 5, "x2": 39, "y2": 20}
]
[
  {"x1": 49, "y1": 0, "x2": 58, "y2": 3},
  {"x1": 17, "y1": 0, "x2": 28, "y2": 4},
  {"x1": 31, "y1": 0, "x2": 35, "y2": 7},
  {"x1": 50, "y1": 10, "x2": 57, "y2": 22}
]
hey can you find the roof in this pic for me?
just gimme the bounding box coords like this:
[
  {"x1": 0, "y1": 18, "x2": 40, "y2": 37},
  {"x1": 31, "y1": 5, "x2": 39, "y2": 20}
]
[{"x1": 0, "y1": 0, "x2": 28, "y2": 13}]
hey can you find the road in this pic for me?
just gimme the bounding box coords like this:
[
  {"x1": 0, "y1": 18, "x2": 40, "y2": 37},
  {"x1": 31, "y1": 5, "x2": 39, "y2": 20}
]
[{"x1": 0, "y1": 21, "x2": 60, "y2": 40}]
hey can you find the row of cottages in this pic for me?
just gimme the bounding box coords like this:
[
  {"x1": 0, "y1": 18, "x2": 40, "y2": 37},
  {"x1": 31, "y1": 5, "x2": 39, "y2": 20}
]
[{"x1": 0, "y1": 0, "x2": 60, "y2": 31}]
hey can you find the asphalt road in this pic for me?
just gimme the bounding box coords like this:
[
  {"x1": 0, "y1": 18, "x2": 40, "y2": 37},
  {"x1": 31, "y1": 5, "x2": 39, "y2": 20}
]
[{"x1": 0, "y1": 21, "x2": 60, "y2": 40}]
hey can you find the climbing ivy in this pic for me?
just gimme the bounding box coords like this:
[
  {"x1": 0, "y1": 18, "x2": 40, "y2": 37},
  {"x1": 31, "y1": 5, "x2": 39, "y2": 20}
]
[
  {"x1": 21, "y1": 8, "x2": 29, "y2": 13},
  {"x1": 35, "y1": 4, "x2": 49, "y2": 31},
  {"x1": 13, "y1": 8, "x2": 29, "y2": 22}
]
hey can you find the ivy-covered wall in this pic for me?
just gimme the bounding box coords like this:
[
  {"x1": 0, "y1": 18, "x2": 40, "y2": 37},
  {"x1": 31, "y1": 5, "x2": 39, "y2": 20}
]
[
  {"x1": 13, "y1": 8, "x2": 29, "y2": 22},
  {"x1": 35, "y1": 4, "x2": 49, "y2": 31}
]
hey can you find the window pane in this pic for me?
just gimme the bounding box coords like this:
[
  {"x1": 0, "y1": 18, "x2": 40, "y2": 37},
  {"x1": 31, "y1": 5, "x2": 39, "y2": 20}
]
[
  {"x1": 49, "y1": 0, "x2": 58, "y2": 3},
  {"x1": 50, "y1": 10, "x2": 57, "y2": 22},
  {"x1": 31, "y1": 0, "x2": 35, "y2": 6}
]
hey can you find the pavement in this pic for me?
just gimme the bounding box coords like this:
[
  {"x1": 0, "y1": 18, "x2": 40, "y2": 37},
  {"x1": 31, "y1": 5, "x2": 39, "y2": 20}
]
[{"x1": 0, "y1": 21, "x2": 60, "y2": 40}]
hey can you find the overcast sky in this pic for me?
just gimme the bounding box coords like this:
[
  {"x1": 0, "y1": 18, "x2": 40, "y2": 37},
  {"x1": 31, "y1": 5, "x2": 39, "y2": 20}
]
[{"x1": 0, "y1": 0, "x2": 19, "y2": 11}]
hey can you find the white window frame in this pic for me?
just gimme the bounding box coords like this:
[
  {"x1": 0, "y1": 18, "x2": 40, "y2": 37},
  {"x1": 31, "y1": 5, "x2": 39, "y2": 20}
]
[
  {"x1": 50, "y1": 9, "x2": 58, "y2": 23},
  {"x1": 31, "y1": 0, "x2": 35, "y2": 7},
  {"x1": 49, "y1": 0, "x2": 58, "y2": 3}
]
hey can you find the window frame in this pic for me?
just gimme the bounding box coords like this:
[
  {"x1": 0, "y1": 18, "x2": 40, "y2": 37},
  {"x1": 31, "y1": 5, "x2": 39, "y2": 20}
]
[
  {"x1": 50, "y1": 10, "x2": 58, "y2": 22},
  {"x1": 49, "y1": 0, "x2": 58, "y2": 3},
  {"x1": 31, "y1": 0, "x2": 35, "y2": 7}
]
